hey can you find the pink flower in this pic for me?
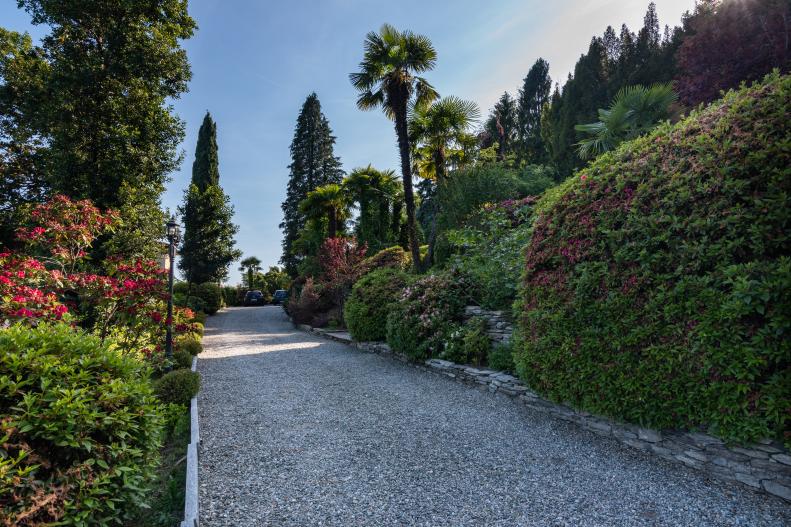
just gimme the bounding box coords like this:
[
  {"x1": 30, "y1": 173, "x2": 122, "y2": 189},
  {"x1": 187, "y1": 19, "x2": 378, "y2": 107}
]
[{"x1": 580, "y1": 175, "x2": 588, "y2": 181}]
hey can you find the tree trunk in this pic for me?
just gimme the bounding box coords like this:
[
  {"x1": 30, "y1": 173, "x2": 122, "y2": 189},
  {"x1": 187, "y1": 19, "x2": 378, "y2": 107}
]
[
  {"x1": 328, "y1": 208, "x2": 338, "y2": 239},
  {"x1": 393, "y1": 103, "x2": 421, "y2": 272},
  {"x1": 424, "y1": 146, "x2": 446, "y2": 270}
]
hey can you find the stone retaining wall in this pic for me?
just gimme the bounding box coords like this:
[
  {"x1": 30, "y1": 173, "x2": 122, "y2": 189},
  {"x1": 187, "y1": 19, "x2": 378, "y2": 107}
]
[
  {"x1": 301, "y1": 324, "x2": 791, "y2": 503},
  {"x1": 463, "y1": 306, "x2": 513, "y2": 345}
]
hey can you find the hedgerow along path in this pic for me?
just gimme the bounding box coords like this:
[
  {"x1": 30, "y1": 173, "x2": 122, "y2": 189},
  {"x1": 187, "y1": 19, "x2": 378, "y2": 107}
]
[{"x1": 197, "y1": 306, "x2": 790, "y2": 526}]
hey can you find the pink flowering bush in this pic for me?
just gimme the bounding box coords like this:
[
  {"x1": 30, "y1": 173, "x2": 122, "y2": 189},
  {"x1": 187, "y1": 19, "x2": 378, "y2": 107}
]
[{"x1": 385, "y1": 270, "x2": 470, "y2": 360}]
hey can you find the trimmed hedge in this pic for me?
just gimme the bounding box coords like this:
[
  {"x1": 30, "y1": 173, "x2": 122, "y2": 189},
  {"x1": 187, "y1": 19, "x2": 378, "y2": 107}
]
[
  {"x1": 154, "y1": 368, "x2": 200, "y2": 406},
  {"x1": 0, "y1": 324, "x2": 164, "y2": 525},
  {"x1": 516, "y1": 73, "x2": 791, "y2": 446},
  {"x1": 344, "y1": 267, "x2": 412, "y2": 341}
]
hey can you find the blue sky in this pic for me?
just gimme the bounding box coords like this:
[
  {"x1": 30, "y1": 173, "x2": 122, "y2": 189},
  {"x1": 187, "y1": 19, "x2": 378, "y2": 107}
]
[{"x1": 2, "y1": 0, "x2": 695, "y2": 284}]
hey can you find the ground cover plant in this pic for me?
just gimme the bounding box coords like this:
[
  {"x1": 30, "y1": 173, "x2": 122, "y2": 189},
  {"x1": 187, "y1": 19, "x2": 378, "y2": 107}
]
[{"x1": 516, "y1": 73, "x2": 791, "y2": 446}]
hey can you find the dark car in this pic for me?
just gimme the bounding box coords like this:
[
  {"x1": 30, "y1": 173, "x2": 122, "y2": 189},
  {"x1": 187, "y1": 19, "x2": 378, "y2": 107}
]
[
  {"x1": 272, "y1": 289, "x2": 288, "y2": 305},
  {"x1": 243, "y1": 290, "x2": 265, "y2": 306}
]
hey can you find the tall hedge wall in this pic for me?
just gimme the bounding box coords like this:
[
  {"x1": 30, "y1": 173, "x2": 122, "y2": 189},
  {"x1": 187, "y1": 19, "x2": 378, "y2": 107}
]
[{"x1": 515, "y1": 73, "x2": 791, "y2": 446}]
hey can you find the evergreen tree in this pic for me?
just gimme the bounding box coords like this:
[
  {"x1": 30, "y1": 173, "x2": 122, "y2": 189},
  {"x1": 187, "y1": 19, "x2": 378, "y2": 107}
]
[
  {"x1": 484, "y1": 92, "x2": 518, "y2": 161},
  {"x1": 192, "y1": 112, "x2": 219, "y2": 190},
  {"x1": 178, "y1": 113, "x2": 241, "y2": 285},
  {"x1": 7, "y1": 0, "x2": 196, "y2": 260},
  {"x1": 517, "y1": 58, "x2": 552, "y2": 164},
  {"x1": 280, "y1": 93, "x2": 344, "y2": 276}
]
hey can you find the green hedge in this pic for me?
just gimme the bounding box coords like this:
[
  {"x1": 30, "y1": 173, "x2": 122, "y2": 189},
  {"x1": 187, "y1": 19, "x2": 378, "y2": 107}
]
[
  {"x1": 344, "y1": 267, "x2": 412, "y2": 342},
  {"x1": 516, "y1": 73, "x2": 791, "y2": 446},
  {"x1": 154, "y1": 368, "x2": 201, "y2": 406},
  {"x1": 0, "y1": 324, "x2": 164, "y2": 525}
]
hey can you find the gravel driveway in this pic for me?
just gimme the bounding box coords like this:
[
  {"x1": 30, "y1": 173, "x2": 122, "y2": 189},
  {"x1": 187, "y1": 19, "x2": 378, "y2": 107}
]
[{"x1": 198, "y1": 306, "x2": 790, "y2": 526}]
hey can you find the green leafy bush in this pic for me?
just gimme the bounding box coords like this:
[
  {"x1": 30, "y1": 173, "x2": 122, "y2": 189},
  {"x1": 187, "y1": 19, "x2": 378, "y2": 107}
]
[
  {"x1": 191, "y1": 310, "x2": 207, "y2": 325},
  {"x1": 0, "y1": 324, "x2": 164, "y2": 525},
  {"x1": 440, "y1": 317, "x2": 491, "y2": 367},
  {"x1": 176, "y1": 337, "x2": 203, "y2": 356},
  {"x1": 516, "y1": 73, "x2": 791, "y2": 446},
  {"x1": 488, "y1": 342, "x2": 515, "y2": 373},
  {"x1": 173, "y1": 349, "x2": 194, "y2": 369},
  {"x1": 195, "y1": 282, "x2": 223, "y2": 315},
  {"x1": 361, "y1": 246, "x2": 411, "y2": 272},
  {"x1": 344, "y1": 267, "x2": 412, "y2": 341},
  {"x1": 154, "y1": 369, "x2": 200, "y2": 406},
  {"x1": 386, "y1": 271, "x2": 470, "y2": 361},
  {"x1": 446, "y1": 197, "x2": 537, "y2": 310}
]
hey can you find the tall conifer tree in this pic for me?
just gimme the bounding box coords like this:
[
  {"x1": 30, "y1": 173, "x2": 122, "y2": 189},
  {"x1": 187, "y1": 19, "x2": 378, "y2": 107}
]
[
  {"x1": 517, "y1": 58, "x2": 552, "y2": 164},
  {"x1": 179, "y1": 112, "x2": 241, "y2": 285},
  {"x1": 280, "y1": 93, "x2": 344, "y2": 276}
]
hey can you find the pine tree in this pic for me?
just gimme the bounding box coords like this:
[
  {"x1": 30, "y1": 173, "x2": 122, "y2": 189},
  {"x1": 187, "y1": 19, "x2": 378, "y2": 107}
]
[
  {"x1": 178, "y1": 113, "x2": 241, "y2": 285},
  {"x1": 517, "y1": 58, "x2": 552, "y2": 164},
  {"x1": 280, "y1": 93, "x2": 344, "y2": 276}
]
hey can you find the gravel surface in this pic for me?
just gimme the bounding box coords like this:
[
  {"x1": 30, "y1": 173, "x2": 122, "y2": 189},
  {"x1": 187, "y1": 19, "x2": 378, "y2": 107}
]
[{"x1": 198, "y1": 306, "x2": 791, "y2": 526}]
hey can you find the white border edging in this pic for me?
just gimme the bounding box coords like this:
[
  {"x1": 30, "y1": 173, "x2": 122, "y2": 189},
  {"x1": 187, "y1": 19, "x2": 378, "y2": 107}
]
[{"x1": 181, "y1": 356, "x2": 200, "y2": 527}]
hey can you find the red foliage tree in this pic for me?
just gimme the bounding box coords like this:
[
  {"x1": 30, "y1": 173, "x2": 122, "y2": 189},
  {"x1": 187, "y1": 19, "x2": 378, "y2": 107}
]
[{"x1": 675, "y1": 0, "x2": 791, "y2": 106}]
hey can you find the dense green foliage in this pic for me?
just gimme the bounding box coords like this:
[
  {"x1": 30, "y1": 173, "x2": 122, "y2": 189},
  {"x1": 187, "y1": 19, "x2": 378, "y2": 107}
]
[
  {"x1": 445, "y1": 197, "x2": 537, "y2": 310},
  {"x1": 441, "y1": 317, "x2": 491, "y2": 367},
  {"x1": 516, "y1": 73, "x2": 791, "y2": 445},
  {"x1": 179, "y1": 113, "x2": 241, "y2": 285},
  {"x1": 154, "y1": 368, "x2": 200, "y2": 407},
  {"x1": 386, "y1": 271, "x2": 470, "y2": 361},
  {"x1": 0, "y1": 324, "x2": 164, "y2": 525},
  {"x1": 344, "y1": 166, "x2": 404, "y2": 253},
  {"x1": 195, "y1": 282, "x2": 224, "y2": 315},
  {"x1": 173, "y1": 349, "x2": 193, "y2": 369},
  {"x1": 280, "y1": 93, "x2": 344, "y2": 275},
  {"x1": 0, "y1": 0, "x2": 195, "y2": 258},
  {"x1": 434, "y1": 164, "x2": 554, "y2": 263},
  {"x1": 344, "y1": 267, "x2": 412, "y2": 342},
  {"x1": 488, "y1": 343, "x2": 516, "y2": 373}
]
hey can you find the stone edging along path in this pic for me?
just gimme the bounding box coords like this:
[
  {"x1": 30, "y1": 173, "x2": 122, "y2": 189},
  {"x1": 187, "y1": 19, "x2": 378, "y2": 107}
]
[
  {"x1": 296, "y1": 324, "x2": 791, "y2": 503},
  {"x1": 181, "y1": 356, "x2": 200, "y2": 527}
]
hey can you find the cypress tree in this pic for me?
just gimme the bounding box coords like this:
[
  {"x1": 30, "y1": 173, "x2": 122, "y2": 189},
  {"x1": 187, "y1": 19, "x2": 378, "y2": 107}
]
[
  {"x1": 280, "y1": 93, "x2": 344, "y2": 276},
  {"x1": 483, "y1": 92, "x2": 518, "y2": 161},
  {"x1": 178, "y1": 113, "x2": 241, "y2": 285},
  {"x1": 191, "y1": 112, "x2": 219, "y2": 190},
  {"x1": 517, "y1": 58, "x2": 552, "y2": 164}
]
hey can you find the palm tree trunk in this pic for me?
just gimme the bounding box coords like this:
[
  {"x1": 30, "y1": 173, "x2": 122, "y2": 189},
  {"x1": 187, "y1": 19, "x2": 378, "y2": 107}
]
[
  {"x1": 394, "y1": 103, "x2": 421, "y2": 271},
  {"x1": 328, "y1": 208, "x2": 338, "y2": 239}
]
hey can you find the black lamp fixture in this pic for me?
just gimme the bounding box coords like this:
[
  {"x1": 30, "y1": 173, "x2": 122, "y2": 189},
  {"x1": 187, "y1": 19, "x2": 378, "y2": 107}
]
[{"x1": 165, "y1": 215, "x2": 181, "y2": 364}]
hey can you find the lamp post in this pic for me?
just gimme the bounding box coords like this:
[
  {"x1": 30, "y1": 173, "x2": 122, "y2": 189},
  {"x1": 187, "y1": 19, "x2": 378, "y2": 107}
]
[{"x1": 165, "y1": 216, "x2": 181, "y2": 365}]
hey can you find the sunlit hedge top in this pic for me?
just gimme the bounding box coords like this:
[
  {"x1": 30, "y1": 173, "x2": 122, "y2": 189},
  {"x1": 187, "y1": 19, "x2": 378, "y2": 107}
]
[{"x1": 516, "y1": 72, "x2": 791, "y2": 446}]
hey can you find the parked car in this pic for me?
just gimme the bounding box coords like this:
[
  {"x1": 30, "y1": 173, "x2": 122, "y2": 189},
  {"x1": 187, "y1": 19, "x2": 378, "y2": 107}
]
[
  {"x1": 272, "y1": 289, "x2": 288, "y2": 305},
  {"x1": 243, "y1": 290, "x2": 265, "y2": 306}
]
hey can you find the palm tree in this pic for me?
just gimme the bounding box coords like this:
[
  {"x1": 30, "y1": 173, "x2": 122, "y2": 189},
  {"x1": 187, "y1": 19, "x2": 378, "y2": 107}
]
[
  {"x1": 350, "y1": 24, "x2": 439, "y2": 271},
  {"x1": 409, "y1": 96, "x2": 479, "y2": 267},
  {"x1": 299, "y1": 183, "x2": 349, "y2": 239},
  {"x1": 238, "y1": 256, "x2": 262, "y2": 290},
  {"x1": 575, "y1": 83, "x2": 677, "y2": 160},
  {"x1": 344, "y1": 165, "x2": 402, "y2": 252},
  {"x1": 409, "y1": 96, "x2": 480, "y2": 181}
]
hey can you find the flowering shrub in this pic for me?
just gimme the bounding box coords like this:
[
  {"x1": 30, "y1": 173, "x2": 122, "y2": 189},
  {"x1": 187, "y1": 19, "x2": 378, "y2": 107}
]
[
  {"x1": 16, "y1": 194, "x2": 118, "y2": 272},
  {"x1": 0, "y1": 252, "x2": 70, "y2": 324},
  {"x1": 516, "y1": 73, "x2": 791, "y2": 446},
  {"x1": 386, "y1": 271, "x2": 470, "y2": 360},
  {"x1": 344, "y1": 267, "x2": 412, "y2": 341}
]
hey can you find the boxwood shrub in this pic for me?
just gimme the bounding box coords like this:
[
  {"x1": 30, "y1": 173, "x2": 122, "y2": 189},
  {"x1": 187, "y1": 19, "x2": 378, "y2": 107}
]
[
  {"x1": 344, "y1": 267, "x2": 412, "y2": 342},
  {"x1": 154, "y1": 368, "x2": 200, "y2": 406},
  {"x1": 386, "y1": 271, "x2": 470, "y2": 361},
  {"x1": 515, "y1": 73, "x2": 791, "y2": 446},
  {"x1": 0, "y1": 324, "x2": 164, "y2": 525}
]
